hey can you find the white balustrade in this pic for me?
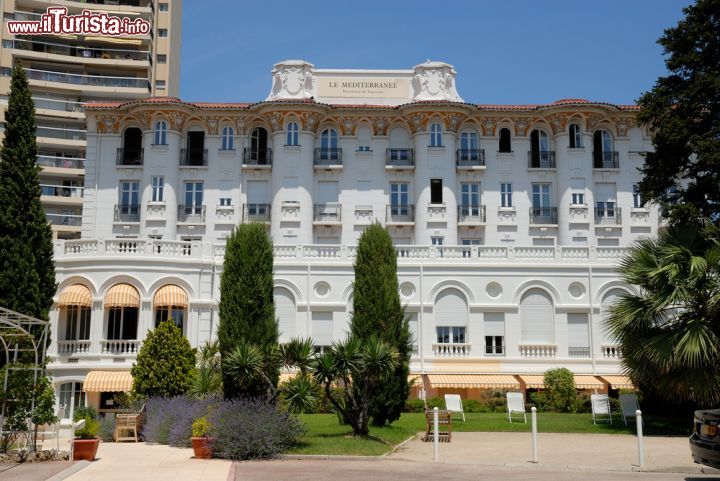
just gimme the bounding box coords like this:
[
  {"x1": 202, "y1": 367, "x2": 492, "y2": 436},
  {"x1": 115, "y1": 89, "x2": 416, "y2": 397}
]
[
  {"x1": 561, "y1": 246, "x2": 590, "y2": 259},
  {"x1": 519, "y1": 344, "x2": 557, "y2": 358},
  {"x1": 596, "y1": 247, "x2": 629, "y2": 259},
  {"x1": 395, "y1": 245, "x2": 431, "y2": 259},
  {"x1": 434, "y1": 245, "x2": 470, "y2": 259},
  {"x1": 602, "y1": 345, "x2": 622, "y2": 359},
  {"x1": 302, "y1": 245, "x2": 342, "y2": 259},
  {"x1": 432, "y1": 343, "x2": 471, "y2": 357},
  {"x1": 514, "y1": 246, "x2": 556, "y2": 259},
  {"x1": 57, "y1": 340, "x2": 91, "y2": 356},
  {"x1": 150, "y1": 240, "x2": 194, "y2": 257},
  {"x1": 273, "y1": 245, "x2": 298, "y2": 258},
  {"x1": 106, "y1": 239, "x2": 146, "y2": 254},
  {"x1": 476, "y1": 246, "x2": 508, "y2": 258},
  {"x1": 62, "y1": 240, "x2": 98, "y2": 255},
  {"x1": 100, "y1": 339, "x2": 142, "y2": 355}
]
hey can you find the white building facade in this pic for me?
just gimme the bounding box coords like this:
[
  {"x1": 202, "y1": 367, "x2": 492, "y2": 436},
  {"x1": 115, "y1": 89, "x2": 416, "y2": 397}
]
[{"x1": 49, "y1": 61, "x2": 657, "y2": 415}]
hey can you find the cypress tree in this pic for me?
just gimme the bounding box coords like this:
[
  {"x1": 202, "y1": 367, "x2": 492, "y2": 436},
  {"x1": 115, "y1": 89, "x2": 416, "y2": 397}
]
[
  {"x1": 351, "y1": 223, "x2": 410, "y2": 426},
  {"x1": 218, "y1": 223, "x2": 279, "y2": 399},
  {"x1": 0, "y1": 65, "x2": 56, "y2": 324}
]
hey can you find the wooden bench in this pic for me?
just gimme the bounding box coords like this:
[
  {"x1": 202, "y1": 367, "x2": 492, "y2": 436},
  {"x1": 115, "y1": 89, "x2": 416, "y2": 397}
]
[
  {"x1": 114, "y1": 413, "x2": 142, "y2": 442},
  {"x1": 423, "y1": 409, "x2": 452, "y2": 442}
]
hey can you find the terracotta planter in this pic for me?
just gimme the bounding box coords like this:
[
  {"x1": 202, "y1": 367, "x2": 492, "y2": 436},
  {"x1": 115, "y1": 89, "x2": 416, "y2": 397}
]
[
  {"x1": 72, "y1": 438, "x2": 100, "y2": 461},
  {"x1": 191, "y1": 436, "x2": 215, "y2": 459}
]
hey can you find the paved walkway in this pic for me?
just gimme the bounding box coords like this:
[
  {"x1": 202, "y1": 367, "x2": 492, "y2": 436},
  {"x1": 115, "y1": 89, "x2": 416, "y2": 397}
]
[
  {"x1": 62, "y1": 442, "x2": 231, "y2": 481},
  {"x1": 0, "y1": 461, "x2": 73, "y2": 481},
  {"x1": 389, "y1": 432, "x2": 704, "y2": 473}
]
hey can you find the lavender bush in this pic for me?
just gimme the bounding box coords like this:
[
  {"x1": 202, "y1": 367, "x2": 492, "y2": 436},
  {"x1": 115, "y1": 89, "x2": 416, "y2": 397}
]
[{"x1": 208, "y1": 398, "x2": 305, "y2": 460}]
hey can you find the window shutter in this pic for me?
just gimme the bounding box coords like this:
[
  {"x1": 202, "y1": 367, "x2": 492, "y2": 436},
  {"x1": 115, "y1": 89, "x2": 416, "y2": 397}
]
[
  {"x1": 434, "y1": 289, "x2": 467, "y2": 327},
  {"x1": 567, "y1": 313, "x2": 589, "y2": 347},
  {"x1": 312, "y1": 311, "x2": 333, "y2": 345},
  {"x1": 484, "y1": 312, "x2": 505, "y2": 336},
  {"x1": 520, "y1": 289, "x2": 554, "y2": 343},
  {"x1": 274, "y1": 288, "x2": 296, "y2": 343}
]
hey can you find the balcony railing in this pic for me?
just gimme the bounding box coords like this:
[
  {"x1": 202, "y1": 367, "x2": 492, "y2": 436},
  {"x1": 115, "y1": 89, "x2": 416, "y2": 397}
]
[
  {"x1": 114, "y1": 204, "x2": 140, "y2": 223},
  {"x1": 243, "y1": 203, "x2": 271, "y2": 222},
  {"x1": 37, "y1": 126, "x2": 86, "y2": 141},
  {"x1": 100, "y1": 339, "x2": 142, "y2": 355},
  {"x1": 313, "y1": 203, "x2": 342, "y2": 223},
  {"x1": 180, "y1": 148, "x2": 208, "y2": 167},
  {"x1": 46, "y1": 213, "x2": 81, "y2": 226},
  {"x1": 37, "y1": 155, "x2": 84, "y2": 169},
  {"x1": 32, "y1": 96, "x2": 84, "y2": 113},
  {"x1": 593, "y1": 151, "x2": 620, "y2": 169},
  {"x1": 3, "y1": 38, "x2": 150, "y2": 62},
  {"x1": 569, "y1": 347, "x2": 591, "y2": 358},
  {"x1": 57, "y1": 340, "x2": 91, "y2": 356},
  {"x1": 178, "y1": 205, "x2": 206, "y2": 223},
  {"x1": 116, "y1": 148, "x2": 144, "y2": 166},
  {"x1": 40, "y1": 184, "x2": 84, "y2": 198},
  {"x1": 595, "y1": 207, "x2": 622, "y2": 225},
  {"x1": 433, "y1": 343, "x2": 471, "y2": 357},
  {"x1": 456, "y1": 149, "x2": 485, "y2": 167},
  {"x1": 314, "y1": 148, "x2": 343, "y2": 166},
  {"x1": 386, "y1": 204, "x2": 414, "y2": 223},
  {"x1": 242, "y1": 148, "x2": 272, "y2": 165},
  {"x1": 602, "y1": 345, "x2": 622, "y2": 359},
  {"x1": 19, "y1": 67, "x2": 150, "y2": 90},
  {"x1": 519, "y1": 344, "x2": 557, "y2": 357},
  {"x1": 527, "y1": 150, "x2": 556, "y2": 168},
  {"x1": 529, "y1": 207, "x2": 558, "y2": 225},
  {"x1": 385, "y1": 148, "x2": 414, "y2": 167},
  {"x1": 457, "y1": 204, "x2": 487, "y2": 223}
]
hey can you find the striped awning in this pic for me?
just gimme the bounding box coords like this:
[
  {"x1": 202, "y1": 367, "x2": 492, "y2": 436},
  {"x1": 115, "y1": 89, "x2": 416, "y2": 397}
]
[
  {"x1": 57, "y1": 284, "x2": 92, "y2": 307},
  {"x1": 574, "y1": 375, "x2": 605, "y2": 390},
  {"x1": 600, "y1": 375, "x2": 635, "y2": 390},
  {"x1": 427, "y1": 374, "x2": 520, "y2": 389},
  {"x1": 153, "y1": 285, "x2": 188, "y2": 308},
  {"x1": 104, "y1": 284, "x2": 140, "y2": 308},
  {"x1": 83, "y1": 371, "x2": 133, "y2": 392},
  {"x1": 518, "y1": 375, "x2": 546, "y2": 389},
  {"x1": 408, "y1": 373, "x2": 422, "y2": 385}
]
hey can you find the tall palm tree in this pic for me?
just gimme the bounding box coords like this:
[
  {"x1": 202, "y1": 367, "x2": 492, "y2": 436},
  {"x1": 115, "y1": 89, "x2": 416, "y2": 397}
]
[{"x1": 605, "y1": 225, "x2": 720, "y2": 406}]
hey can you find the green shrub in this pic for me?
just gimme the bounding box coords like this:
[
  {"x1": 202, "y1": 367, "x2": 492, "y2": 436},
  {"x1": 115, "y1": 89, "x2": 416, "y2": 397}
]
[
  {"x1": 192, "y1": 416, "x2": 211, "y2": 437},
  {"x1": 98, "y1": 415, "x2": 115, "y2": 442},
  {"x1": 73, "y1": 406, "x2": 100, "y2": 439},
  {"x1": 543, "y1": 368, "x2": 577, "y2": 413},
  {"x1": 480, "y1": 389, "x2": 509, "y2": 413},
  {"x1": 405, "y1": 399, "x2": 426, "y2": 413},
  {"x1": 574, "y1": 391, "x2": 592, "y2": 413}
]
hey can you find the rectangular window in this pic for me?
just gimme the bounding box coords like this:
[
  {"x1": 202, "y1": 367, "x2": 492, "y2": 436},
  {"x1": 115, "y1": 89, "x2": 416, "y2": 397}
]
[
  {"x1": 65, "y1": 306, "x2": 90, "y2": 340},
  {"x1": 219, "y1": 197, "x2": 232, "y2": 207},
  {"x1": 570, "y1": 178, "x2": 585, "y2": 205},
  {"x1": 156, "y1": 54, "x2": 167, "y2": 64},
  {"x1": 158, "y1": 29, "x2": 168, "y2": 37},
  {"x1": 436, "y1": 326, "x2": 466, "y2": 344},
  {"x1": 532, "y1": 183, "x2": 552, "y2": 208},
  {"x1": 390, "y1": 183, "x2": 409, "y2": 215},
  {"x1": 155, "y1": 80, "x2": 166, "y2": 90},
  {"x1": 633, "y1": 184, "x2": 644, "y2": 208},
  {"x1": 119, "y1": 181, "x2": 139, "y2": 206},
  {"x1": 430, "y1": 178, "x2": 443, "y2": 204},
  {"x1": 484, "y1": 313, "x2": 505, "y2": 355},
  {"x1": 184, "y1": 182, "x2": 204, "y2": 213},
  {"x1": 159, "y1": 3, "x2": 169, "y2": 11},
  {"x1": 431, "y1": 236, "x2": 444, "y2": 246},
  {"x1": 500, "y1": 183, "x2": 513, "y2": 207},
  {"x1": 286, "y1": 122, "x2": 299, "y2": 146},
  {"x1": 151, "y1": 176, "x2": 164, "y2": 202}
]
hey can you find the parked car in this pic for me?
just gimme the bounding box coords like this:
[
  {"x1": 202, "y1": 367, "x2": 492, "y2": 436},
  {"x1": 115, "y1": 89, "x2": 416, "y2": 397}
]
[{"x1": 690, "y1": 409, "x2": 720, "y2": 469}]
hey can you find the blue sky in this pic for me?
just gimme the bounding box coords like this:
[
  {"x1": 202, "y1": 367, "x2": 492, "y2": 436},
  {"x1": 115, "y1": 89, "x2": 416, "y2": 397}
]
[{"x1": 179, "y1": 0, "x2": 689, "y2": 105}]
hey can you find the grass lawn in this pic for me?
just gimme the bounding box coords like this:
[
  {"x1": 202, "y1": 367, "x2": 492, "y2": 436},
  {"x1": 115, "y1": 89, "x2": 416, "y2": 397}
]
[{"x1": 289, "y1": 412, "x2": 691, "y2": 456}]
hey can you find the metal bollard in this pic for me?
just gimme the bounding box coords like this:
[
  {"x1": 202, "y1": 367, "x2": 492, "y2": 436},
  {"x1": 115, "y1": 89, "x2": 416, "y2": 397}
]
[
  {"x1": 531, "y1": 407, "x2": 538, "y2": 463},
  {"x1": 433, "y1": 407, "x2": 439, "y2": 461},
  {"x1": 636, "y1": 410, "x2": 644, "y2": 468}
]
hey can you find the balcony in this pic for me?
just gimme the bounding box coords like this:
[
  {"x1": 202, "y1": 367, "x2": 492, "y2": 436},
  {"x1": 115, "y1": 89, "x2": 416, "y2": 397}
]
[
  {"x1": 20, "y1": 67, "x2": 150, "y2": 92},
  {"x1": 114, "y1": 204, "x2": 140, "y2": 223},
  {"x1": 57, "y1": 340, "x2": 91, "y2": 356},
  {"x1": 456, "y1": 149, "x2": 485, "y2": 169},
  {"x1": 4, "y1": 38, "x2": 150, "y2": 64},
  {"x1": 313, "y1": 203, "x2": 342, "y2": 224},
  {"x1": 243, "y1": 203, "x2": 271, "y2": 223},
  {"x1": 386, "y1": 204, "x2": 414, "y2": 224},
  {"x1": 433, "y1": 343, "x2": 471, "y2": 357},
  {"x1": 602, "y1": 345, "x2": 622, "y2": 359},
  {"x1": 177, "y1": 205, "x2": 206, "y2": 224},
  {"x1": 314, "y1": 148, "x2": 343, "y2": 168},
  {"x1": 37, "y1": 155, "x2": 84, "y2": 170},
  {"x1": 519, "y1": 344, "x2": 557, "y2": 358},
  {"x1": 595, "y1": 207, "x2": 622, "y2": 225},
  {"x1": 32, "y1": 96, "x2": 84, "y2": 115},
  {"x1": 527, "y1": 150, "x2": 556, "y2": 168},
  {"x1": 40, "y1": 184, "x2": 84, "y2": 200},
  {"x1": 116, "y1": 148, "x2": 144, "y2": 166},
  {"x1": 457, "y1": 205, "x2": 487, "y2": 224},
  {"x1": 569, "y1": 347, "x2": 591, "y2": 358},
  {"x1": 242, "y1": 148, "x2": 272, "y2": 168},
  {"x1": 529, "y1": 207, "x2": 558, "y2": 225},
  {"x1": 100, "y1": 339, "x2": 142, "y2": 356},
  {"x1": 47, "y1": 213, "x2": 82, "y2": 227},
  {"x1": 385, "y1": 149, "x2": 414, "y2": 169},
  {"x1": 37, "y1": 126, "x2": 86, "y2": 142},
  {"x1": 593, "y1": 151, "x2": 620, "y2": 169},
  {"x1": 180, "y1": 148, "x2": 208, "y2": 167}
]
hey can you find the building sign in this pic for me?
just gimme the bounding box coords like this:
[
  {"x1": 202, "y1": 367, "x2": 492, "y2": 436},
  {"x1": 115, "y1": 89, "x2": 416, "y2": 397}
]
[{"x1": 317, "y1": 77, "x2": 411, "y2": 99}]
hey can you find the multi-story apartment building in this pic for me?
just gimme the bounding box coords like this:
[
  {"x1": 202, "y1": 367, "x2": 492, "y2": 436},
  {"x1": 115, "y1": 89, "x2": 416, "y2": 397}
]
[
  {"x1": 0, "y1": 0, "x2": 181, "y2": 240},
  {"x1": 48, "y1": 60, "x2": 656, "y2": 417}
]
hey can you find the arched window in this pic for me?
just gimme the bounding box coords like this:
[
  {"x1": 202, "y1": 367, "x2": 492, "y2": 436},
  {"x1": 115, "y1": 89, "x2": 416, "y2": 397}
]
[
  {"x1": 286, "y1": 122, "x2": 299, "y2": 146},
  {"x1": 434, "y1": 288, "x2": 468, "y2": 354},
  {"x1": 593, "y1": 130, "x2": 616, "y2": 168},
  {"x1": 121, "y1": 127, "x2": 143, "y2": 165},
  {"x1": 221, "y1": 126, "x2": 234, "y2": 150},
  {"x1": 569, "y1": 123, "x2": 583, "y2": 148},
  {"x1": 104, "y1": 284, "x2": 140, "y2": 348},
  {"x1": 249, "y1": 127, "x2": 269, "y2": 164},
  {"x1": 153, "y1": 120, "x2": 167, "y2": 145},
  {"x1": 57, "y1": 284, "x2": 92, "y2": 355},
  {"x1": 318, "y1": 128, "x2": 339, "y2": 161},
  {"x1": 529, "y1": 129, "x2": 553, "y2": 167},
  {"x1": 520, "y1": 288, "x2": 554, "y2": 344},
  {"x1": 429, "y1": 123, "x2": 443, "y2": 147},
  {"x1": 154, "y1": 285, "x2": 188, "y2": 330},
  {"x1": 274, "y1": 287, "x2": 296, "y2": 343},
  {"x1": 58, "y1": 382, "x2": 85, "y2": 420},
  {"x1": 498, "y1": 128, "x2": 512, "y2": 152},
  {"x1": 459, "y1": 131, "x2": 480, "y2": 163}
]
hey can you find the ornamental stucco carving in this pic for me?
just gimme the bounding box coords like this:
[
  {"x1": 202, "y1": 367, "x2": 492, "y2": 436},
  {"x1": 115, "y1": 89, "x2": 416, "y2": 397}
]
[
  {"x1": 267, "y1": 60, "x2": 314, "y2": 101},
  {"x1": 411, "y1": 61, "x2": 464, "y2": 102}
]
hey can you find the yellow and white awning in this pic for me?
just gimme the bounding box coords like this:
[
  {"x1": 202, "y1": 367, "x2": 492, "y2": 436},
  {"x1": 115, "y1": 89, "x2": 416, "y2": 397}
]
[
  {"x1": 57, "y1": 284, "x2": 92, "y2": 307},
  {"x1": 104, "y1": 284, "x2": 140, "y2": 308},
  {"x1": 518, "y1": 375, "x2": 546, "y2": 389},
  {"x1": 600, "y1": 375, "x2": 635, "y2": 390},
  {"x1": 574, "y1": 375, "x2": 605, "y2": 390},
  {"x1": 83, "y1": 371, "x2": 133, "y2": 392},
  {"x1": 427, "y1": 374, "x2": 520, "y2": 389},
  {"x1": 153, "y1": 285, "x2": 188, "y2": 308}
]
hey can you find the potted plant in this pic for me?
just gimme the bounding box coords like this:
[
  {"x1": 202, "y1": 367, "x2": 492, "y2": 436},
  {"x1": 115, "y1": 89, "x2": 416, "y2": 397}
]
[
  {"x1": 72, "y1": 406, "x2": 101, "y2": 461},
  {"x1": 190, "y1": 416, "x2": 215, "y2": 459}
]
